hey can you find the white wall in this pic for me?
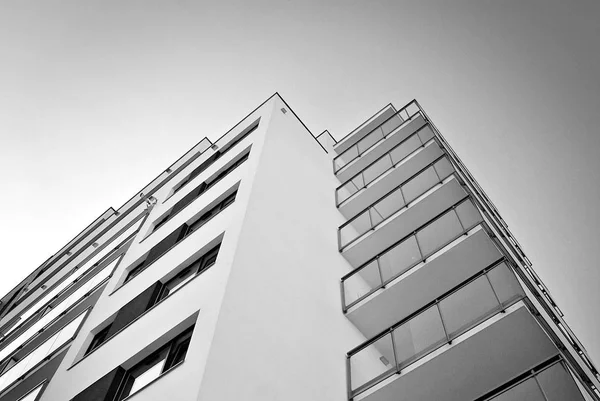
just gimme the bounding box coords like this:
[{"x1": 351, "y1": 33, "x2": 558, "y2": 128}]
[
  {"x1": 37, "y1": 98, "x2": 277, "y2": 401},
  {"x1": 194, "y1": 96, "x2": 371, "y2": 401}
]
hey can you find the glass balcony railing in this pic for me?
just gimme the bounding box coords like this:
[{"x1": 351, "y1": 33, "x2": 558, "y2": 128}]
[
  {"x1": 333, "y1": 101, "x2": 424, "y2": 174},
  {"x1": 338, "y1": 156, "x2": 456, "y2": 251},
  {"x1": 347, "y1": 261, "x2": 525, "y2": 398},
  {"x1": 341, "y1": 197, "x2": 484, "y2": 311},
  {"x1": 335, "y1": 127, "x2": 435, "y2": 207},
  {"x1": 485, "y1": 358, "x2": 586, "y2": 401}
]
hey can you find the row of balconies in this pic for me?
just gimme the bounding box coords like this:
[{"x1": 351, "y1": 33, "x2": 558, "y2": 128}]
[{"x1": 334, "y1": 102, "x2": 596, "y2": 400}]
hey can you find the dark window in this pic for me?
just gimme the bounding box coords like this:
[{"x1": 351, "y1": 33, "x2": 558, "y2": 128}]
[
  {"x1": 115, "y1": 327, "x2": 194, "y2": 400},
  {"x1": 85, "y1": 325, "x2": 112, "y2": 355},
  {"x1": 156, "y1": 244, "x2": 220, "y2": 302},
  {"x1": 170, "y1": 120, "x2": 257, "y2": 195},
  {"x1": 184, "y1": 192, "x2": 237, "y2": 237},
  {"x1": 221, "y1": 122, "x2": 259, "y2": 153},
  {"x1": 172, "y1": 177, "x2": 190, "y2": 195},
  {"x1": 125, "y1": 261, "x2": 146, "y2": 283},
  {"x1": 123, "y1": 191, "x2": 234, "y2": 286},
  {"x1": 152, "y1": 214, "x2": 171, "y2": 233}
]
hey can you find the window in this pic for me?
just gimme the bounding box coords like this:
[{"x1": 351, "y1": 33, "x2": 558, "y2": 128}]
[
  {"x1": 171, "y1": 120, "x2": 257, "y2": 195},
  {"x1": 156, "y1": 244, "x2": 220, "y2": 302},
  {"x1": 115, "y1": 327, "x2": 193, "y2": 400},
  {"x1": 153, "y1": 215, "x2": 170, "y2": 232},
  {"x1": 16, "y1": 381, "x2": 45, "y2": 401},
  {"x1": 154, "y1": 151, "x2": 248, "y2": 236},
  {"x1": 85, "y1": 325, "x2": 112, "y2": 356},
  {"x1": 125, "y1": 261, "x2": 146, "y2": 283},
  {"x1": 184, "y1": 192, "x2": 236, "y2": 237}
]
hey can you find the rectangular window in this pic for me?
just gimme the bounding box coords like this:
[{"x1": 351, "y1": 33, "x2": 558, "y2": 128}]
[
  {"x1": 124, "y1": 190, "x2": 234, "y2": 286},
  {"x1": 184, "y1": 192, "x2": 237, "y2": 237},
  {"x1": 85, "y1": 325, "x2": 112, "y2": 356},
  {"x1": 153, "y1": 215, "x2": 170, "y2": 232},
  {"x1": 115, "y1": 327, "x2": 193, "y2": 400},
  {"x1": 156, "y1": 244, "x2": 220, "y2": 302},
  {"x1": 155, "y1": 151, "x2": 248, "y2": 236},
  {"x1": 16, "y1": 381, "x2": 45, "y2": 401},
  {"x1": 125, "y1": 261, "x2": 146, "y2": 283},
  {"x1": 170, "y1": 120, "x2": 257, "y2": 195}
]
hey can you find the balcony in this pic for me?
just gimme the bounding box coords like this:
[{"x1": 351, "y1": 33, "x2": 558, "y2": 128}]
[
  {"x1": 342, "y1": 205, "x2": 504, "y2": 338},
  {"x1": 347, "y1": 264, "x2": 558, "y2": 401},
  {"x1": 334, "y1": 101, "x2": 429, "y2": 184},
  {"x1": 483, "y1": 358, "x2": 586, "y2": 401},
  {"x1": 336, "y1": 135, "x2": 441, "y2": 220},
  {"x1": 334, "y1": 105, "x2": 397, "y2": 156},
  {"x1": 339, "y1": 163, "x2": 468, "y2": 268}
]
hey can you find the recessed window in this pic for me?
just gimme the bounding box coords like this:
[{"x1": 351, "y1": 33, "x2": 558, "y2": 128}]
[
  {"x1": 125, "y1": 261, "x2": 146, "y2": 283},
  {"x1": 16, "y1": 381, "x2": 45, "y2": 401},
  {"x1": 85, "y1": 325, "x2": 112, "y2": 356},
  {"x1": 115, "y1": 327, "x2": 193, "y2": 400},
  {"x1": 170, "y1": 120, "x2": 257, "y2": 196},
  {"x1": 184, "y1": 192, "x2": 236, "y2": 237},
  {"x1": 153, "y1": 215, "x2": 170, "y2": 232},
  {"x1": 156, "y1": 244, "x2": 220, "y2": 302}
]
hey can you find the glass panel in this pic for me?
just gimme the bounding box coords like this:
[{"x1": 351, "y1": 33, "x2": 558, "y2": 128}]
[
  {"x1": 402, "y1": 167, "x2": 440, "y2": 204},
  {"x1": 381, "y1": 114, "x2": 404, "y2": 136},
  {"x1": 487, "y1": 263, "x2": 524, "y2": 306},
  {"x1": 18, "y1": 382, "x2": 45, "y2": 401},
  {"x1": 22, "y1": 333, "x2": 56, "y2": 372},
  {"x1": 416, "y1": 211, "x2": 463, "y2": 257},
  {"x1": 417, "y1": 125, "x2": 435, "y2": 143},
  {"x1": 536, "y1": 362, "x2": 586, "y2": 401},
  {"x1": 433, "y1": 157, "x2": 454, "y2": 180},
  {"x1": 389, "y1": 135, "x2": 422, "y2": 165},
  {"x1": 393, "y1": 305, "x2": 446, "y2": 369},
  {"x1": 455, "y1": 199, "x2": 483, "y2": 230},
  {"x1": 129, "y1": 355, "x2": 167, "y2": 395},
  {"x1": 337, "y1": 175, "x2": 365, "y2": 204},
  {"x1": 490, "y1": 377, "x2": 544, "y2": 401},
  {"x1": 439, "y1": 275, "x2": 500, "y2": 338},
  {"x1": 336, "y1": 146, "x2": 359, "y2": 170},
  {"x1": 344, "y1": 260, "x2": 382, "y2": 306},
  {"x1": 164, "y1": 268, "x2": 196, "y2": 297},
  {"x1": 369, "y1": 188, "x2": 405, "y2": 226},
  {"x1": 49, "y1": 313, "x2": 86, "y2": 354},
  {"x1": 350, "y1": 334, "x2": 395, "y2": 391},
  {"x1": 0, "y1": 312, "x2": 87, "y2": 393},
  {"x1": 340, "y1": 212, "x2": 371, "y2": 248},
  {"x1": 363, "y1": 157, "x2": 392, "y2": 186},
  {"x1": 357, "y1": 127, "x2": 384, "y2": 155},
  {"x1": 378, "y1": 236, "x2": 422, "y2": 283}
]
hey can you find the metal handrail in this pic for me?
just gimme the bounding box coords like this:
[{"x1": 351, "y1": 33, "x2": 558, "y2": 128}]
[
  {"x1": 335, "y1": 123, "x2": 431, "y2": 207},
  {"x1": 338, "y1": 159, "x2": 457, "y2": 251},
  {"x1": 413, "y1": 100, "x2": 600, "y2": 390},
  {"x1": 341, "y1": 201, "x2": 494, "y2": 311},
  {"x1": 333, "y1": 100, "x2": 423, "y2": 173},
  {"x1": 346, "y1": 260, "x2": 522, "y2": 398}
]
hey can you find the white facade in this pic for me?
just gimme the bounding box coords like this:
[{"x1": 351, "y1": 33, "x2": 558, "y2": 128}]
[{"x1": 0, "y1": 94, "x2": 598, "y2": 401}]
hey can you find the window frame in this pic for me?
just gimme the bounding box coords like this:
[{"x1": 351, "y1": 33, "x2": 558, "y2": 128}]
[
  {"x1": 115, "y1": 327, "x2": 194, "y2": 400},
  {"x1": 156, "y1": 243, "x2": 221, "y2": 302},
  {"x1": 85, "y1": 324, "x2": 112, "y2": 356}
]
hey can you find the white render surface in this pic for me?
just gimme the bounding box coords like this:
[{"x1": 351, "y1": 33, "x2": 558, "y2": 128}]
[{"x1": 1, "y1": 95, "x2": 596, "y2": 401}]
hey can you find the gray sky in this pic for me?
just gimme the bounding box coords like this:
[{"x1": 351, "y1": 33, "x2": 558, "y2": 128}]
[{"x1": 1, "y1": 0, "x2": 599, "y2": 364}]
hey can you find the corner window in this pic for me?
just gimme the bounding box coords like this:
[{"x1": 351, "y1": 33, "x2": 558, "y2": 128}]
[{"x1": 115, "y1": 327, "x2": 193, "y2": 400}]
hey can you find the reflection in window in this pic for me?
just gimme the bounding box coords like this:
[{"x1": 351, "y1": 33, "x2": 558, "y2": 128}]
[
  {"x1": 116, "y1": 327, "x2": 193, "y2": 400},
  {"x1": 16, "y1": 381, "x2": 45, "y2": 401},
  {"x1": 157, "y1": 244, "x2": 220, "y2": 302}
]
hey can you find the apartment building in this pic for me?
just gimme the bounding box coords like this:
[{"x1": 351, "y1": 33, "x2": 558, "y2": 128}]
[{"x1": 0, "y1": 93, "x2": 597, "y2": 401}]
